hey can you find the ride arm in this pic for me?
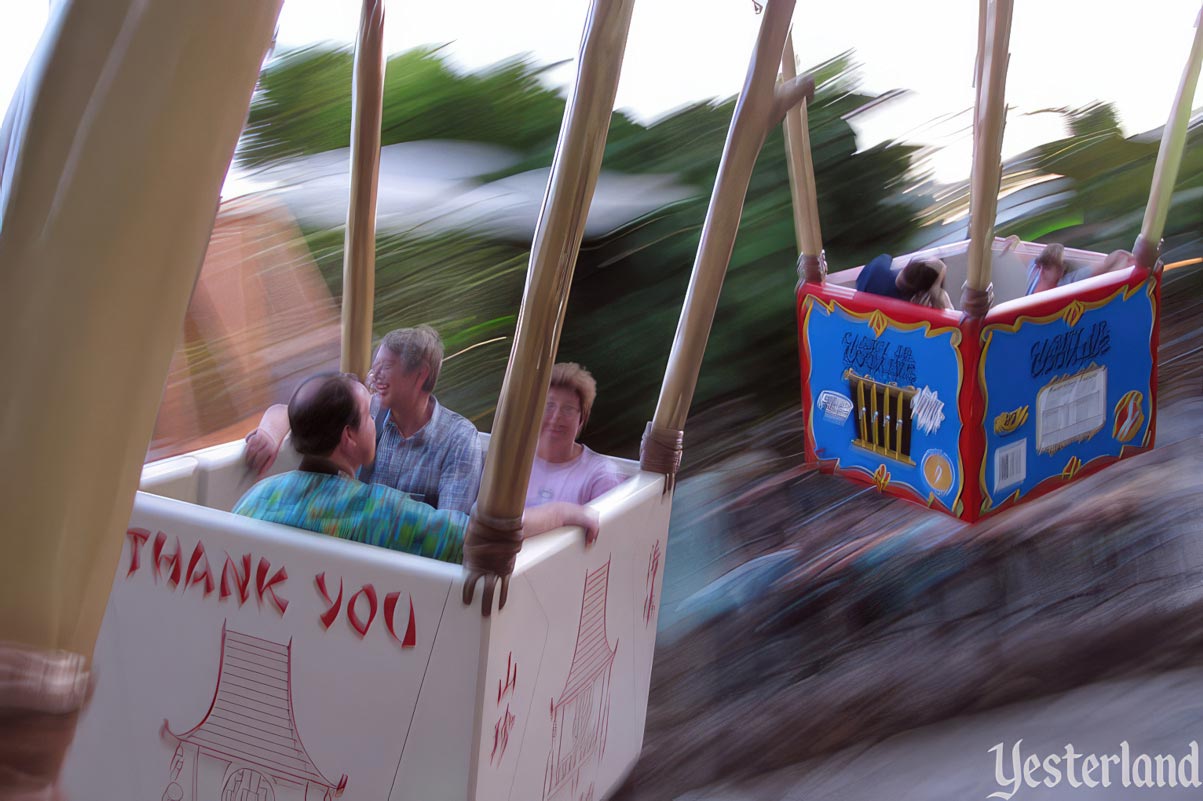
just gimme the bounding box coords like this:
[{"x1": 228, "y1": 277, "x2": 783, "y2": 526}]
[
  {"x1": 436, "y1": 426, "x2": 484, "y2": 514},
  {"x1": 245, "y1": 404, "x2": 290, "y2": 475},
  {"x1": 521, "y1": 502, "x2": 600, "y2": 544}
]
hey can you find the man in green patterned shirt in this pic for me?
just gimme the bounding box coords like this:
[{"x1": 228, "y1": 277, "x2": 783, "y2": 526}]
[{"x1": 234, "y1": 373, "x2": 598, "y2": 563}]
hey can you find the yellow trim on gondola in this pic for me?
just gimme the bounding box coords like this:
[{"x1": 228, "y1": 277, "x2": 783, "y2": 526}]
[
  {"x1": 800, "y1": 293, "x2": 966, "y2": 512},
  {"x1": 977, "y1": 273, "x2": 1157, "y2": 507},
  {"x1": 993, "y1": 405, "x2": 1029, "y2": 435},
  {"x1": 805, "y1": 293, "x2": 963, "y2": 343},
  {"x1": 1061, "y1": 455, "x2": 1083, "y2": 480},
  {"x1": 804, "y1": 294, "x2": 838, "y2": 315},
  {"x1": 1063, "y1": 300, "x2": 1086, "y2": 328},
  {"x1": 872, "y1": 464, "x2": 891, "y2": 492},
  {"x1": 983, "y1": 277, "x2": 1147, "y2": 337},
  {"x1": 868, "y1": 310, "x2": 889, "y2": 338},
  {"x1": 1144, "y1": 277, "x2": 1159, "y2": 450}
]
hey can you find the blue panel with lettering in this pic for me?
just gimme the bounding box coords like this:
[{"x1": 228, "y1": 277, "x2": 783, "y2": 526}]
[
  {"x1": 804, "y1": 300, "x2": 963, "y2": 511},
  {"x1": 980, "y1": 282, "x2": 1155, "y2": 510}
]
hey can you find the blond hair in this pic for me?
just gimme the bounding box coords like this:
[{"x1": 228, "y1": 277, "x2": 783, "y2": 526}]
[
  {"x1": 1098, "y1": 249, "x2": 1133, "y2": 275},
  {"x1": 549, "y1": 362, "x2": 597, "y2": 429},
  {"x1": 381, "y1": 325, "x2": 443, "y2": 392},
  {"x1": 1036, "y1": 243, "x2": 1065, "y2": 271}
]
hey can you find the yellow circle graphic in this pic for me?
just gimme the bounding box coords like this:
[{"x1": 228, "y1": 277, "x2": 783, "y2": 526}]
[{"x1": 923, "y1": 451, "x2": 954, "y2": 494}]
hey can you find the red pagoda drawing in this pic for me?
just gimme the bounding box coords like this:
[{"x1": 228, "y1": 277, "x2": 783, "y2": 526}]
[
  {"x1": 160, "y1": 624, "x2": 347, "y2": 801},
  {"x1": 543, "y1": 560, "x2": 618, "y2": 801}
]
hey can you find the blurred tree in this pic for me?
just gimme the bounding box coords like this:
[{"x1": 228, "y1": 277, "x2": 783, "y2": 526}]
[
  {"x1": 240, "y1": 47, "x2": 573, "y2": 166},
  {"x1": 241, "y1": 47, "x2": 924, "y2": 455},
  {"x1": 239, "y1": 46, "x2": 1203, "y2": 457},
  {"x1": 907, "y1": 104, "x2": 1203, "y2": 264},
  {"x1": 1014, "y1": 109, "x2": 1203, "y2": 259}
]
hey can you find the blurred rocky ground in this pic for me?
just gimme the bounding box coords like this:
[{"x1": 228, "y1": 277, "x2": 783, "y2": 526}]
[{"x1": 616, "y1": 264, "x2": 1203, "y2": 800}]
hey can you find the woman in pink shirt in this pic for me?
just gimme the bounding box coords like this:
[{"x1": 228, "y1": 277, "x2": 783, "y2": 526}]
[{"x1": 527, "y1": 363, "x2": 626, "y2": 507}]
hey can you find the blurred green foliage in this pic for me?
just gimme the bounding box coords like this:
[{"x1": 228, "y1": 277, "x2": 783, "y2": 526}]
[
  {"x1": 241, "y1": 47, "x2": 568, "y2": 165},
  {"x1": 244, "y1": 46, "x2": 1201, "y2": 457},
  {"x1": 909, "y1": 101, "x2": 1203, "y2": 262},
  {"x1": 257, "y1": 47, "x2": 924, "y2": 455},
  {"x1": 1002, "y1": 105, "x2": 1203, "y2": 258}
]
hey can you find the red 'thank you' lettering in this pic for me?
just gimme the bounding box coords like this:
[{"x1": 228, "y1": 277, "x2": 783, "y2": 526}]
[
  {"x1": 315, "y1": 575, "x2": 416, "y2": 647},
  {"x1": 220, "y1": 554, "x2": 253, "y2": 604},
  {"x1": 184, "y1": 542, "x2": 216, "y2": 596},
  {"x1": 384, "y1": 592, "x2": 417, "y2": 648},
  {"x1": 152, "y1": 532, "x2": 182, "y2": 588},
  {"x1": 255, "y1": 558, "x2": 289, "y2": 616},
  {"x1": 347, "y1": 585, "x2": 377, "y2": 637},
  {"x1": 123, "y1": 532, "x2": 289, "y2": 616},
  {"x1": 125, "y1": 529, "x2": 150, "y2": 576},
  {"x1": 315, "y1": 573, "x2": 343, "y2": 629}
]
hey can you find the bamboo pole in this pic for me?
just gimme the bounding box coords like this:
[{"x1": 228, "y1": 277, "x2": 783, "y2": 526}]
[
  {"x1": 643, "y1": 0, "x2": 812, "y2": 452},
  {"x1": 339, "y1": 0, "x2": 384, "y2": 380},
  {"x1": 340, "y1": 0, "x2": 386, "y2": 379},
  {"x1": 0, "y1": 0, "x2": 280, "y2": 784},
  {"x1": 461, "y1": 0, "x2": 637, "y2": 616},
  {"x1": 780, "y1": 31, "x2": 824, "y2": 279},
  {"x1": 963, "y1": 0, "x2": 1013, "y2": 317},
  {"x1": 1134, "y1": 4, "x2": 1203, "y2": 270},
  {"x1": 971, "y1": 0, "x2": 987, "y2": 186}
]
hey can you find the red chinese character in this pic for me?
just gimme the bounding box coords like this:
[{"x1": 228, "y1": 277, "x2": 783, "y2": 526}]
[
  {"x1": 490, "y1": 705, "x2": 516, "y2": 765},
  {"x1": 643, "y1": 541, "x2": 662, "y2": 626},
  {"x1": 497, "y1": 652, "x2": 518, "y2": 704}
]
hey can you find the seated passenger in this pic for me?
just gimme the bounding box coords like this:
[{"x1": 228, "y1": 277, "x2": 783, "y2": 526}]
[
  {"x1": 903, "y1": 257, "x2": 953, "y2": 310},
  {"x1": 234, "y1": 373, "x2": 598, "y2": 563},
  {"x1": 855, "y1": 253, "x2": 902, "y2": 299},
  {"x1": 244, "y1": 325, "x2": 483, "y2": 514},
  {"x1": 1026, "y1": 243, "x2": 1090, "y2": 294},
  {"x1": 527, "y1": 363, "x2": 626, "y2": 507},
  {"x1": 857, "y1": 254, "x2": 952, "y2": 310},
  {"x1": 1093, "y1": 248, "x2": 1135, "y2": 276}
]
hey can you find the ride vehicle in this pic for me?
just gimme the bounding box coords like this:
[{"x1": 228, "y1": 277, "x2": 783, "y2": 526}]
[
  {"x1": 7, "y1": 0, "x2": 814, "y2": 799},
  {"x1": 792, "y1": 0, "x2": 1201, "y2": 522}
]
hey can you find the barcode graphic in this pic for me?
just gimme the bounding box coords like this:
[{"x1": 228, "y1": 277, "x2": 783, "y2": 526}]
[{"x1": 995, "y1": 440, "x2": 1027, "y2": 492}]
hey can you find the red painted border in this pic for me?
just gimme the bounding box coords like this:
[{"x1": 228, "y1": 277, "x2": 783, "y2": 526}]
[
  {"x1": 796, "y1": 264, "x2": 1161, "y2": 525},
  {"x1": 974, "y1": 266, "x2": 1159, "y2": 521},
  {"x1": 795, "y1": 281, "x2": 968, "y2": 517}
]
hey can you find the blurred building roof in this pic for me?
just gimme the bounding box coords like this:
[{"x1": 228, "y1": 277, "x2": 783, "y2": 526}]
[{"x1": 226, "y1": 140, "x2": 692, "y2": 240}]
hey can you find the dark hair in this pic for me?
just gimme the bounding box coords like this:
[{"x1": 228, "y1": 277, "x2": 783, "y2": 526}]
[
  {"x1": 287, "y1": 373, "x2": 364, "y2": 457},
  {"x1": 897, "y1": 258, "x2": 944, "y2": 297}
]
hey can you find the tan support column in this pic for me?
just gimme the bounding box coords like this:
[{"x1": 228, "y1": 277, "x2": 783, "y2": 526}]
[
  {"x1": 0, "y1": 0, "x2": 280, "y2": 793},
  {"x1": 642, "y1": 0, "x2": 813, "y2": 479},
  {"x1": 461, "y1": 0, "x2": 637, "y2": 616},
  {"x1": 1134, "y1": 4, "x2": 1203, "y2": 270},
  {"x1": 962, "y1": 0, "x2": 1013, "y2": 317},
  {"x1": 780, "y1": 31, "x2": 824, "y2": 283},
  {"x1": 340, "y1": 0, "x2": 386, "y2": 378}
]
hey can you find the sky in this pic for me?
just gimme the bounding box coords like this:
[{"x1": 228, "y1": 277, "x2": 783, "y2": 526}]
[{"x1": 1, "y1": 0, "x2": 1200, "y2": 183}]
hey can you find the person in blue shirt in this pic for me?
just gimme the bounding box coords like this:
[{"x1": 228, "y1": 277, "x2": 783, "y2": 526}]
[
  {"x1": 857, "y1": 254, "x2": 953, "y2": 310},
  {"x1": 243, "y1": 326, "x2": 483, "y2": 514},
  {"x1": 1026, "y1": 243, "x2": 1093, "y2": 295},
  {"x1": 234, "y1": 372, "x2": 598, "y2": 563},
  {"x1": 1028, "y1": 245, "x2": 1137, "y2": 295}
]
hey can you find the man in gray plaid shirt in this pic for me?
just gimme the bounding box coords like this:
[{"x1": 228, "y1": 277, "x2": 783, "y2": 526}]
[{"x1": 245, "y1": 326, "x2": 483, "y2": 514}]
